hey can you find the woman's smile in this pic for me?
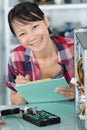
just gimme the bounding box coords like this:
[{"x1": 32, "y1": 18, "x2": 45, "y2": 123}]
[{"x1": 30, "y1": 38, "x2": 42, "y2": 47}]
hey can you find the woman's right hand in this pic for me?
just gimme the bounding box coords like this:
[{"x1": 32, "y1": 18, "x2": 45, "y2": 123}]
[
  {"x1": 15, "y1": 74, "x2": 30, "y2": 85},
  {"x1": 10, "y1": 74, "x2": 30, "y2": 105}
]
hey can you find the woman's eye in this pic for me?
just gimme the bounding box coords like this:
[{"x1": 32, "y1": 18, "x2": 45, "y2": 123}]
[
  {"x1": 19, "y1": 33, "x2": 25, "y2": 37},
  {"x1": 33, "y1": 25, "x2": 38, "y2": 29}
]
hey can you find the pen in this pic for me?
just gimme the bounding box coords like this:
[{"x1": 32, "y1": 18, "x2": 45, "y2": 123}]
[{"x1": 13, "y1": 68, "x2": 25, "y2": 76}]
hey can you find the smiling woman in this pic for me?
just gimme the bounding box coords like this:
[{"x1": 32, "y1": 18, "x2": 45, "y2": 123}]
[{"x1": 6, "y1": 1, "x2": 75, "y2": 105}]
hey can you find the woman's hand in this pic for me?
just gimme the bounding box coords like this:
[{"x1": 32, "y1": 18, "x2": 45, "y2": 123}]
[
  {"x1": 55, "y1": 83, "x2": 75, "y2": 100},
  {"x1": 15, "y1": 74, "x2": 30, "y2": 85}
]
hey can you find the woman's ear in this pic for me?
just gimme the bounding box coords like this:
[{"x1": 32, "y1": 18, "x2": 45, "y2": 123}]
[{"x1": 43, "y1": 15, "x2": 49, "y2": 28}]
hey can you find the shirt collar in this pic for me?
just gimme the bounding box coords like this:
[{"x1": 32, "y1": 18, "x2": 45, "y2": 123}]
[
  {"x1": 51, "y1": 36, "x2": 68, "y2": 65},
  {"x1": 24, "y1": 48, "x2": 37, "y2": 64}
]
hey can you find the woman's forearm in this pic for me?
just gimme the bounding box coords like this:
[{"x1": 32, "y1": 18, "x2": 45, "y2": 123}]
[{"x1": 10, "y1": 90, "x2": 27, "y2": 105}]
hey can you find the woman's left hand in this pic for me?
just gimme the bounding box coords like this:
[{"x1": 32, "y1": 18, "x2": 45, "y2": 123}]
[{"x1": 55, "y1": 83, "x2": 75, "y2": 100}]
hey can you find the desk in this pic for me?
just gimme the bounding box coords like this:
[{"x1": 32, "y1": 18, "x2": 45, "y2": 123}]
[{"x1": 0, "y1": 101, "x2": 82, "y2": 130}]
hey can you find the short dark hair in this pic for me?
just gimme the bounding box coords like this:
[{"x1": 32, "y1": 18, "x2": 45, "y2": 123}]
[{"x1": 8, "y1": 2, "x2": 45, "y2": 36}]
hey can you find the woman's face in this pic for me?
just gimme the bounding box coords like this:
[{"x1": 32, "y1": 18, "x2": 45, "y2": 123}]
[{"x1": 12, "y1": 16, "x2": 50, "y2": 53}]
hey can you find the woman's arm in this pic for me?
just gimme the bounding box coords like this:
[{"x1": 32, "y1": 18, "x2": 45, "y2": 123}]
[
  {"x1": 10, "y1": 74, "x2": 30, "y2": 105},
  {"x1": 10, "y1": 90, "x2": 27, "y2": 105}
]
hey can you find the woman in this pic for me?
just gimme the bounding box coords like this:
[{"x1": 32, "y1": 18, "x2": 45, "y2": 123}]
[{"x1": 6, "y1": 1, "x2": 75, "y2": 105}]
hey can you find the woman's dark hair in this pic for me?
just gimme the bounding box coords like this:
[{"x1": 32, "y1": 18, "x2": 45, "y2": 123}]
[{"x1": 8, "y1": 2, "x2": 45, "y2": 36}]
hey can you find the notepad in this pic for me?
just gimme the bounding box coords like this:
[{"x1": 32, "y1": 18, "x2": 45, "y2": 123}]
[{"x1": 16, "y1": 78, "x2": 69, "y2": 103}]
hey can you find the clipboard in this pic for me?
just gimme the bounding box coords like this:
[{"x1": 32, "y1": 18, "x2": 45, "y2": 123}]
[{"x1": 15, "y1": 78, "x2": 69, "y2": 103}]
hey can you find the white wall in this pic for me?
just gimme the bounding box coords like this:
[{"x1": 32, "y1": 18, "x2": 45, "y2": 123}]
[{"x1": 41, "y1": 5, "x2": 87, "y2": 29}]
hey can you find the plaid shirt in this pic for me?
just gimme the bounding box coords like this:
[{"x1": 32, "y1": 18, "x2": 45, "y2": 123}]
[{"x1": 6, "y1": 35, "x2": 74, "y2": 91}]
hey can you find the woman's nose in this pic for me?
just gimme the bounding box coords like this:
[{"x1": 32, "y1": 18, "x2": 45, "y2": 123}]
[{"x1": 27, "y1": 31, "x2": 36, "y2": 42}]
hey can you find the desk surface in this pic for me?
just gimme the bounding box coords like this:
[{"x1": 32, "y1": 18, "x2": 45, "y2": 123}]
[{"x1": 0, "y1": 101, "x2": 82, "y2": 130}]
